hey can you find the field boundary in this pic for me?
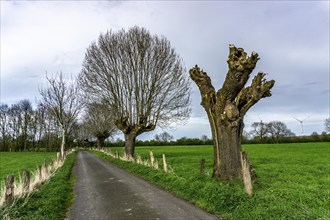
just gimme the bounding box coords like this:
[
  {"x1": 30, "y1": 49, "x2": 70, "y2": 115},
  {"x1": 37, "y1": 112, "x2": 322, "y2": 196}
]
[
  {"x1": 0, "y1": 149, "x2": 74, "y2": 207},
  {"x1": 91, "y1": 147, "x2": 174, "y2": 173}
]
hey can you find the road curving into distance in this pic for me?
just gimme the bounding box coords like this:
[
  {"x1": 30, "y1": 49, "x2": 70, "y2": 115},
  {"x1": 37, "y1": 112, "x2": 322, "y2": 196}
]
[{"x1": 69, "y1": 150, "x2": 219, "y2": 220}]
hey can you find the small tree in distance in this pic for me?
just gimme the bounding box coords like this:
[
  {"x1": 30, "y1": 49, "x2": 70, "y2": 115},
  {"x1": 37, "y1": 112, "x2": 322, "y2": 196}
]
[
  {"x1": 251, "y1": 121, "x2": 268, "y2": 143},
  {"x1": 82, "y1": 102, "x2": 118, "y2": 149},
  {"x1": 267, "y1": 121, "x2": 295, "y2": 143},
  {"x1": 325, "y1": 118, "x2": 330, "y2": 133},
  {"x1": 154, "y1": 131, "x2": 174, "y2": 143},
  {"x1": 200, "y1": 135, "x2": 209, "y2": 143},
  {"x1": 79, "y1": 26, "x2": 191, "y2": 157}
]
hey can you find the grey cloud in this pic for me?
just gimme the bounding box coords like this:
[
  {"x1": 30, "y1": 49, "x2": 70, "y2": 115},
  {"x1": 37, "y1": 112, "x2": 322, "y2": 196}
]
[{"x1": 0, "y1": 1, "x2": 328, "y2": 138}]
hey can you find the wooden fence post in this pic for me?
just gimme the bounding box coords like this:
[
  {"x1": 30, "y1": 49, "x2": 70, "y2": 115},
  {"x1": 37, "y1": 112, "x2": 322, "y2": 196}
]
[
  {"x1": 241, "y1": 151, "x2": 253, "y2": 197},
  {"x1": 150, "y1": 151, "x2": 155, "y2": 167},
  {"x1": 137, "y1": 154, "x2": 142, "y2": 164},
  {"x1": 162, "y1": 154, "x2": 168, "y2": 173},
  {"x1": 43, "y1": 159, "x2": 48, "y2": 175},
  {"x1": 200, "y1": 159, "x2": 205, "y2": 175},
  {"x1": 38, "y1": 165, "x2": 42, "y2": 180},
  {"x1": 49, "y1": 158, "x2": 54, "y2": 171},
  {"x1": 5, "y1": 175, "x2": 14, "y2": 205},
  {"x1": 23, "y1": 170, "x2": 30, "y2": 191},
  {"x1": 115, "y1": 151, "x2": 119, "y2": 159}
]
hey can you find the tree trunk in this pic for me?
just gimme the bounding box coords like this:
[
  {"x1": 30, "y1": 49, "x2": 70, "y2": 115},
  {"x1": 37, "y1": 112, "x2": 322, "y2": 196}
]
[
  {"x1": 124, "y1": 132, "x2": 136, "y2": 158},
  {"x1": 213, "y1": 120, "x2": 243, "y2": 179},
  {"x1": 96, "y1": 137, "x2": 105, "y2": 150},
  {"x1": 190, "y1": 45, "x2": 275, "y2": 181},
  {"x1": 60, "y1": 128, "x2": 66, "y2": 160}
]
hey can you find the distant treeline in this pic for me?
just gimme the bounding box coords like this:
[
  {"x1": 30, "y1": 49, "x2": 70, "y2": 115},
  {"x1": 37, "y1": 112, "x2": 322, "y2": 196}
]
[{"x1": 102, "y1": 133, "x2": 330, "y2": 148}]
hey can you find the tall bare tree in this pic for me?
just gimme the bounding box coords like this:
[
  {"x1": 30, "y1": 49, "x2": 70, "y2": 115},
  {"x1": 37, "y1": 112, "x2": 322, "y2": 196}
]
[
  {"x1": 0, "y1": 104, "x2": 9, "y2": 151},
  {"x1": 39, "y1": 72, "x2": 82, "y2": 159},
  {"x1": 79, "y1": 26, "x2": 191, "y2": 157},
  {"x1": 83, "y1": 102, "x2": 118, "y2": 149},
  {"x1": 18, "y1": 99, "x2": 33, "y2": 151},
  {"x1": 190, "y1": 45, "x2": 275, "y2": 180}
]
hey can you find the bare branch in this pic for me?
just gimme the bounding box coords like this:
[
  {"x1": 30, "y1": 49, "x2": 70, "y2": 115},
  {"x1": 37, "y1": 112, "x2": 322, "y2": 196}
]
[
  {"x1": 237, "y1": 71, "x2": 275, "y2": 115},
  {"x1": 189, "y1": 65, "x2": 216, "y2": 110},
  {"x1": 39, "y1": 72, "x2": 82, "y2": 156},
  {"x1": 79, "y1": 27, "x2": 191, "y2": 135}
]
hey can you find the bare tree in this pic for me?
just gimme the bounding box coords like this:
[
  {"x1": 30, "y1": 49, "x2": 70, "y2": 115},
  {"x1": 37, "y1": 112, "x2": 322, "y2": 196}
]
[
  {"x1": 190, "y1": 45, "x2": 275, "y2": 180},
  {"x1": 79, "y1": 26, "x2": 191, "y2": 157},
  {"x1": 82, "y1": 102, "x2": 118, "y2": 149},
  {"x1": 325, "y1": 118, "x2": 330, "y2": 133},
  {"x1": 154, "y1": 134, "x2": 161, "y2": 142},
  {"x1": 7, "y1": 103, "x2": 22, "y2": 151},
  {"x1": 200, "y1": 135, "x2": 209, "y2": 143},
  {"x1": 251, "y1": 121, "x2": 269, "y2": 142},
  {"x1": 18, "y1": 99, "x2": 33, "y2": 151},
  {"x1": 267, "y1": 121, "x2": 295, "y2": 143},
  {"x1": 39, "y1": 72, "x2": 82, "y2": 159},
  {"x1": 0, "y1": 104, "x2": 9, "y2": 151},
  {"x1": 157, "y1": 131, "x2": 174, "y2": 142}
]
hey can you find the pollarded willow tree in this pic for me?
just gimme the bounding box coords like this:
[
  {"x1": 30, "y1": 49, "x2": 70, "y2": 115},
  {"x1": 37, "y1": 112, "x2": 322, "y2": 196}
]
[
  {"x1": 79, "y1": 26, "x2": 191, "y2": 157},
  {"x1": 83, "y1": 102, "x2": 118, "y2": 149},
  {"x1": 190, "y1": 45, "x2": 275, "y2": 180}
]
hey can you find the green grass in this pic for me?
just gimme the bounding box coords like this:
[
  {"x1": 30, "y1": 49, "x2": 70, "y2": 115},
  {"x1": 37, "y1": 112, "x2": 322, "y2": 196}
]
[
  {"x1": 91, "y1": 142, "x2": 330, "y2": 220},
  {"x1": 0, "y1": 151, "x2": 77, "y2": 220},
  {"x1": 0, "y1": 152, "x2": 57, "y2": 189}
]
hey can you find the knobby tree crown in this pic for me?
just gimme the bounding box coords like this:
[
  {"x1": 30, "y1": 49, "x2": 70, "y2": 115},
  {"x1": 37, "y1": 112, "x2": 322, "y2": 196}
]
[{"x1": 79, "y1": 26, "x2": 191, "y2": 137}]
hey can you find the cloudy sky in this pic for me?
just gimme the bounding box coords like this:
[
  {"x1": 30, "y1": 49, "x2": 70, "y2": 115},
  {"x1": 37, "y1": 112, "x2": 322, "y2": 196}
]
[{"x1": 1, "y1": 1, "x2": 329, "y2": 140}]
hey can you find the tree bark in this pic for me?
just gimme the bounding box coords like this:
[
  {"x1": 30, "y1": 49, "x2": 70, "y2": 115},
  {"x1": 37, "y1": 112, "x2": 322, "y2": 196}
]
[
  {"x1": 60, "y1": 128, "x2": 66, "y2": 160},
  {"x1": 124, "y1": 132, "x2": 136, "y2": 158},
  {"x1": 96, "y1": 136, "x2": 106, "y2": 150},
  {"x1": 190, "y1": 45, "x2": 275, "y2": 180}
]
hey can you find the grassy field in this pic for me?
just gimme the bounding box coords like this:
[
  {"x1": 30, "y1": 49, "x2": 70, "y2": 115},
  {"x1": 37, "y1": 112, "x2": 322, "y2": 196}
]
[
  {"x1": 0, "y1": 152, "x2": 77, "y2": 219},
  {"x1": 0, "y1": 152, "x2": 57, "y2": 189},
  {"x1": 92, "y1": 142, "x2": 330, "y2": 219}
]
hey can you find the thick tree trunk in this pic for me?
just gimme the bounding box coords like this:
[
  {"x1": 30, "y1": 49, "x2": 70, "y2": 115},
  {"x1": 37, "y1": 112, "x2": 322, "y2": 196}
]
[
  {"x1": 190, "y1": 45, "x2": 275, "y2": 181},
  {"x1": 207, "y1": 103, "x2": 244, "y2": 179},
  {"x1": 96, "y1": 137, "x2": 106, "y2": 150},
  {"x1": 213, "y1": 121, "x2": 243, "y2": 179},
  {"x1": 124, "y1": 132, "x2": 136, "y2": 158}
]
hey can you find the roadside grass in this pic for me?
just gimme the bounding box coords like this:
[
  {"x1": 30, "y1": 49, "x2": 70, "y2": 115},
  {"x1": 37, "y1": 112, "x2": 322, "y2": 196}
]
[
  {"x1": 91, "y1": 142, "x2": 330, "y2": 219},
  {"x1": 0, "y1": 152, "x2": 57, "y2": 190},
  {"x1": 0, "y1": 151, "x2": 77, "y2": 220}
]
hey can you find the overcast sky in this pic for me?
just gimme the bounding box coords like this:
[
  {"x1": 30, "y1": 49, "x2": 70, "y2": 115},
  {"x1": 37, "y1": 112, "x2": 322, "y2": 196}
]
[{"x1": 1, "y1": 1, "x2": 329, "y2": 140}]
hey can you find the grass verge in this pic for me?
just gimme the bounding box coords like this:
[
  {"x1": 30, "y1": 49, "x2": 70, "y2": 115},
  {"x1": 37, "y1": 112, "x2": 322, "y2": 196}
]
[
  {"x1": 90, "y1": 143, "x2": 330, "y2": 220},
  {"x1": 0, "y1": 152, "x2": 57, "y2": 189},
  {"x1": 0, "y1": 151, "x2": 77, "y2": 220}
]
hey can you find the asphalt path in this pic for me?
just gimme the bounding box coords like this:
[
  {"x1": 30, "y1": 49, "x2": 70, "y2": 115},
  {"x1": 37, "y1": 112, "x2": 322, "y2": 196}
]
[{"x1": 69, "y1": 150, "x2": 219, "y2": 220}]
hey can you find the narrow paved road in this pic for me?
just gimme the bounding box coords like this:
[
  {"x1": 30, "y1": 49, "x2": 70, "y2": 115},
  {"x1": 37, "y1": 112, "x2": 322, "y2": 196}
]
[{"x1": 69, "y1": 150, "x2": 219, "y2": 220}]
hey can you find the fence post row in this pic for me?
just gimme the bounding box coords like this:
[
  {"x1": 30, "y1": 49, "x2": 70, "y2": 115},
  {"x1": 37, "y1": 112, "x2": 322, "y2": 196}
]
[{"x1": 2, "y1": 153, "x2": 67, "y2": 206}]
